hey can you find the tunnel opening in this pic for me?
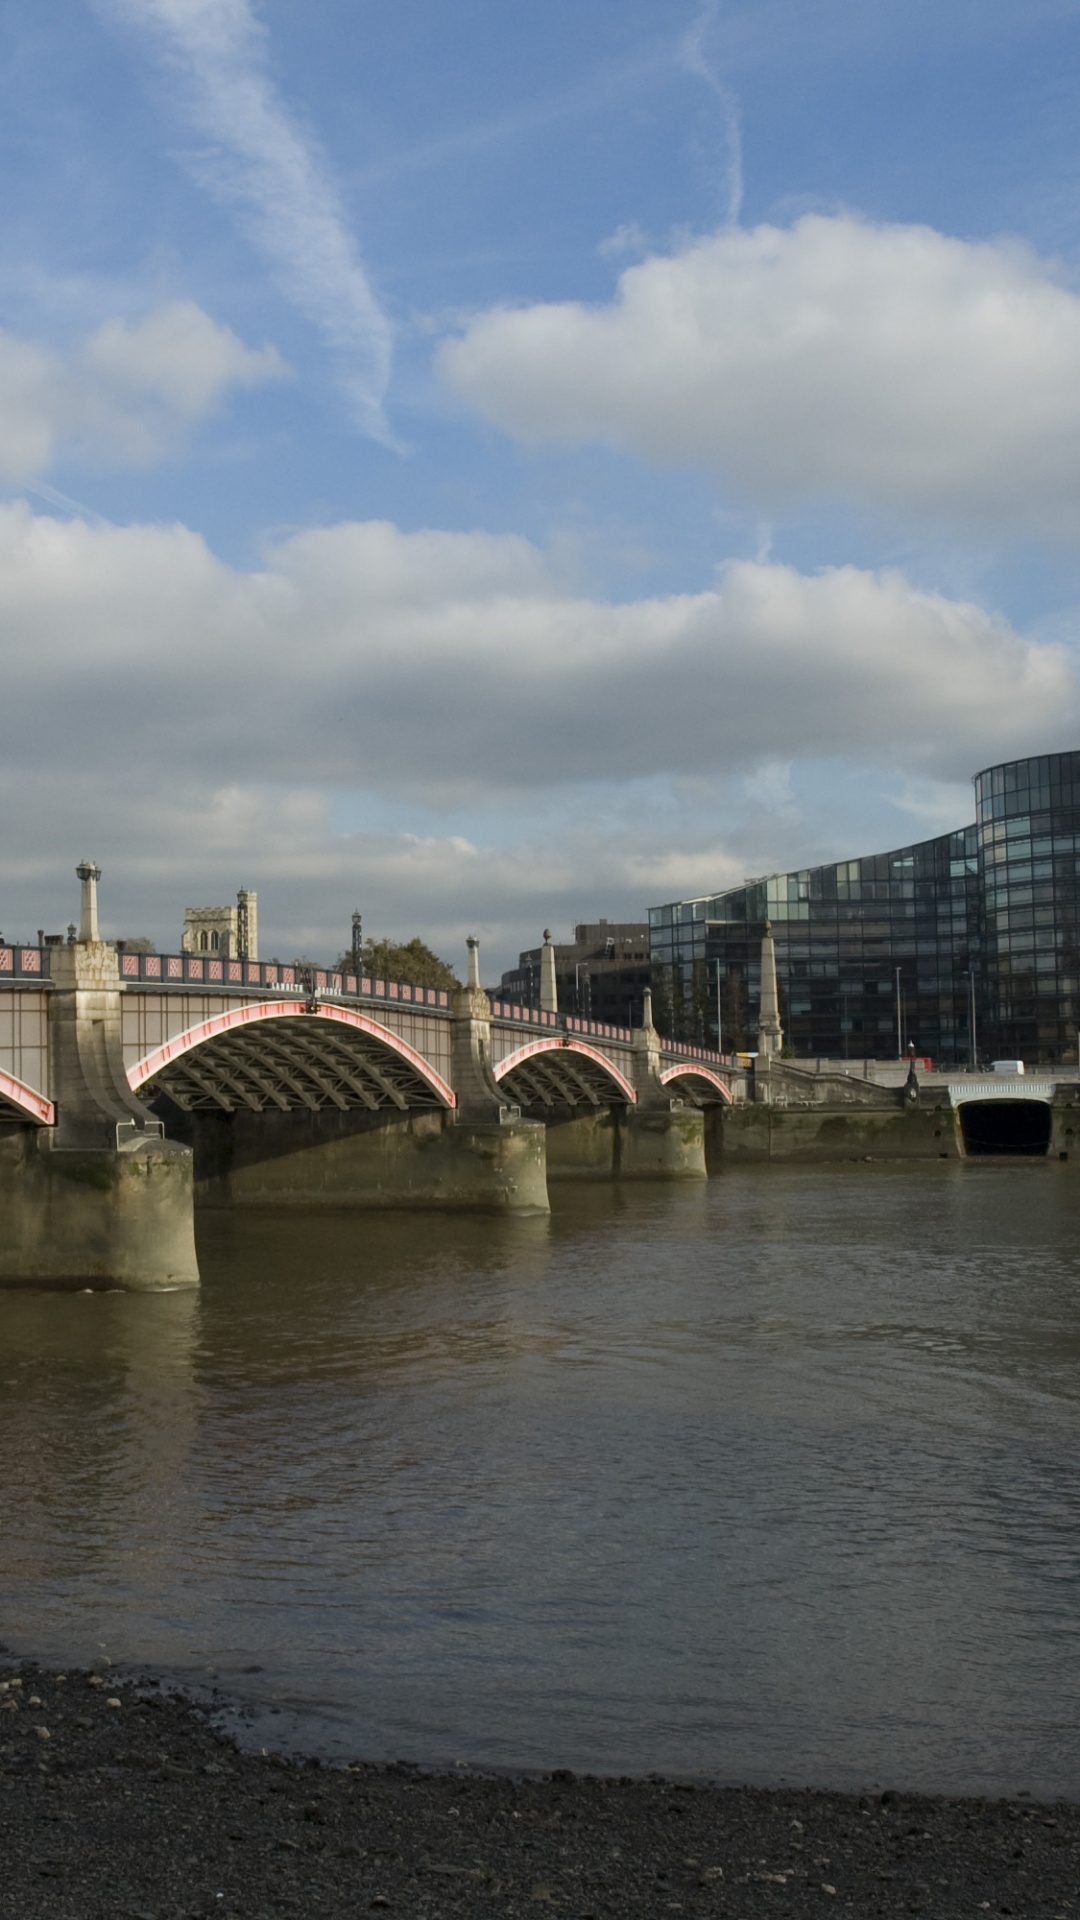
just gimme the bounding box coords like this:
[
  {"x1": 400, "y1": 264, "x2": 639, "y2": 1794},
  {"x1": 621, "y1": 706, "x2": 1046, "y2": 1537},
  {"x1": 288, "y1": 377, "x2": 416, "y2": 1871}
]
[{"x1": 960, "y1": 1099, "x2": 1051, "y2": 1157}]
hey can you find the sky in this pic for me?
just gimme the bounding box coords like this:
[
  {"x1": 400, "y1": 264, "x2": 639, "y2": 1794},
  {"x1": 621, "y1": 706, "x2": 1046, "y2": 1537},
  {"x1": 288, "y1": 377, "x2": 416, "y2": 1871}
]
[{"x1": 3, "y1": 0, "x2": 1080, "y2": 973}]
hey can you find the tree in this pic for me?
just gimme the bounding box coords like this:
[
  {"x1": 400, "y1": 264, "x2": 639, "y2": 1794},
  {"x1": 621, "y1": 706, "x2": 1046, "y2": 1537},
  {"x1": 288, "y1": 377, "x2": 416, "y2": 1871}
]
[{"x1": 336, "y1": 936, "x2": 459, "y2": 991}]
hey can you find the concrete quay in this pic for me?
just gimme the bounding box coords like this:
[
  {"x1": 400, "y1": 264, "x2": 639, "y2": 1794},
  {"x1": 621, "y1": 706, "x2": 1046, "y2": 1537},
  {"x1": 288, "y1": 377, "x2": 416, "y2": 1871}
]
[{"x1": 720, "y1": 1055, "x2": 1080, "y2": 1162}]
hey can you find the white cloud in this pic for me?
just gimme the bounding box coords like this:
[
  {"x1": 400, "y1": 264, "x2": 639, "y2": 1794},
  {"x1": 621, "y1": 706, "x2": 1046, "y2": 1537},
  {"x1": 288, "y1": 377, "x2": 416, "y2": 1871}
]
[
  {"x1": 0, "y1": 301, "x2": 283, "y2": 481},
  {"x1": 742, "y1": 759, "x2": 799, "y2": 823},
  {"x1": 0, "y1": 767, "x2": 746, "y2": 976},
  {"x1": 0, "y1": 499, "x2": 1072, "y2": 964},
  {"x1": 598, "y1": 222, "x2": 651, "y2": 262},
  {"x1": 680, "y1": 3, "x2": 743, "y2": 226},
  {"x1": 0, "y1": 503, "x2": 1070, "y2": 802},
  {"x1": 440, "y1": 213, "x2": 1080, "y2": 539},
  {"x1": 98, "y1": 0, "x2": 394, "y2": 442}
]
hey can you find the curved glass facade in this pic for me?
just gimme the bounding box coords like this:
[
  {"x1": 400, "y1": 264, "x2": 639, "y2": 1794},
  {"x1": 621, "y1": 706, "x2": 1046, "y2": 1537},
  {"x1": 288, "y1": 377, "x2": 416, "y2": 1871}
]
[
  {"x1": 974, "y1": 750, "x2": 1080, "y2": 1064},
  {"x1": 649, "y1": 750, "x2": 1080, "y2": 1066}
]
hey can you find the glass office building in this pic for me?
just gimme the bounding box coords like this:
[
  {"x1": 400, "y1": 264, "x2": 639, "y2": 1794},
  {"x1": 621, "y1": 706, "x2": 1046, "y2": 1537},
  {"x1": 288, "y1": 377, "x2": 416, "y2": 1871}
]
[
  {"x1": 649, "y1": 750, "x2": 1080, "y2": 1067},
  {"x1": 975, "y1": 751, "x2": 1080, "y2": 1064}
]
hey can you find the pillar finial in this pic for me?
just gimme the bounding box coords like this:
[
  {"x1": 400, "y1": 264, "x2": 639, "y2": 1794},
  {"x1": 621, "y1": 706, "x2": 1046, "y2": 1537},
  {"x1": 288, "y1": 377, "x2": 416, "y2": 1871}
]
[
  {"x1": 75, "y1": 859, "x2": 102, "y2": 943},
  {"x1": 466, "y1": 935, "x2": 481, "y2": 990}
]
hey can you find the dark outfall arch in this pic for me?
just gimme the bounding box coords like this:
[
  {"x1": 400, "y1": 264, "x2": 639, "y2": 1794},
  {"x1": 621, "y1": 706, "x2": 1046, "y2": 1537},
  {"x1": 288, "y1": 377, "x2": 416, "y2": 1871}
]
[{"x1": 960, "y1": 1100, "x2": 1051, "y2": 1156}]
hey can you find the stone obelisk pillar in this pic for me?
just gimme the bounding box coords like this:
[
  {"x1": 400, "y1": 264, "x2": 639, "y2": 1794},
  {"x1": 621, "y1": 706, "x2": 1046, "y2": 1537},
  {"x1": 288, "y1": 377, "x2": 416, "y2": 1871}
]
[
  {"x1": 757, "y1": 919, "x2": 783, "y2": 1058},
  {"x1": 539, "y1": 930, "x2": 558, "y2": 1014},
  {"x1": 752, "y1": 918, "x2": 784, "y2": 1106}
]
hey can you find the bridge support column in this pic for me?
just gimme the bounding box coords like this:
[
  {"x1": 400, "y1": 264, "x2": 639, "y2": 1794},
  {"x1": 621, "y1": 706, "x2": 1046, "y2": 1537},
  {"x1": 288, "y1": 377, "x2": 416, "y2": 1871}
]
[
  {"x1": 0, "y1": 1126, "x2": 198, "y2": 1290},
  {"x1": 617, "y1": 1104, "x2": 707, "y2": 1179},
  {"x1": 0, "y1": 878, "x2": 199, "y2": 1289},
  {"x1": 444, "y1": 940, "x2": 550, "y2": 1212},
  {"x1": 620, "y1": 992, "x2": 706, "y2": 1180}
]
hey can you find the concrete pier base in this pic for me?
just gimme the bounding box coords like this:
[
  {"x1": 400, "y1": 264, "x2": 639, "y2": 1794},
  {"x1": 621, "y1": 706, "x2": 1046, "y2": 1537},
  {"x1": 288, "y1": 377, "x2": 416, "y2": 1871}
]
[
  {"x1": 539, "y1": 1105, "x2": 706, "y2": 1181},
  {"x1": 544, "y1": 1110, "x2": 620, "y2": 1179},
  {"x1": 163, "y1": 1105, "x2": 551, "y2": 1214},
  {"x1": 0, "y1": 1128, "x2": 199, "y2": 1290},
  {"x1": 618, "y1": 1104, "x2": 707, "y2": 1179}
]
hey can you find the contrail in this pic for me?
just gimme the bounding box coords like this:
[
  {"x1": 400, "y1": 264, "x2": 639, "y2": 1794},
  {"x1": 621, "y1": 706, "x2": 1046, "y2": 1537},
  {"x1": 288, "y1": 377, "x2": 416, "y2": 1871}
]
[
  {"x1": 680, "y1": 2, "x2": 744, "y2": 228},
  {"x1": 98, "y1": 0, "x2": 396, "y2": 444}
]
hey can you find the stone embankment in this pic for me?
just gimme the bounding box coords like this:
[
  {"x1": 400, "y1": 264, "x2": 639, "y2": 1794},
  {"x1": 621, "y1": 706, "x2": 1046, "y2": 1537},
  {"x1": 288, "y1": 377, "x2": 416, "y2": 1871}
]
[{"x1": 2, "y1": 1659, "x2": 1079, "y2": 1917}]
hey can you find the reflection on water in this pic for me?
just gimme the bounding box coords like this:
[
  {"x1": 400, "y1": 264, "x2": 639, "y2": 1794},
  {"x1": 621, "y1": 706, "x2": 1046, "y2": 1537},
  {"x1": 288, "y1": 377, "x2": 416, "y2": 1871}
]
[{"x1": 3, "y1": 1164, "x2": 1080, "y2": 1795}]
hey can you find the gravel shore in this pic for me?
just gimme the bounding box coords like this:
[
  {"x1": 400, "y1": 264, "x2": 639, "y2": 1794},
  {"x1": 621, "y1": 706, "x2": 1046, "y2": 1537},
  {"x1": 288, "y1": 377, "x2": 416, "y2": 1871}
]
[{"x1": 1, "y1": 1658, "x2": 1077, "y2": 1919}]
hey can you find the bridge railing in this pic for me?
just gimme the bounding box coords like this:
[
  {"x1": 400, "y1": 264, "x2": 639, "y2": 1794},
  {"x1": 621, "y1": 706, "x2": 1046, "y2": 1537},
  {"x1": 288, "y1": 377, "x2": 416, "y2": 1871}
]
[
  {"x1": 489, "y1": 998, "x2": 732, "y2": 1063},
  {"x1": 489, "y1": 1000, "x2": 634, "y2": 1043},
  {"x1": 0, "y1": 942, "x2": 453, "y2": 1008},
  {"x1": 113, "y1": 950, "x2": 453, "y2": 1007},
  {"x1": 0, "y1": 943, "x2": 48, "y2": 979},
  {"x1": 661, "y1": 1039, "x2": 731, "y2": 1067}
]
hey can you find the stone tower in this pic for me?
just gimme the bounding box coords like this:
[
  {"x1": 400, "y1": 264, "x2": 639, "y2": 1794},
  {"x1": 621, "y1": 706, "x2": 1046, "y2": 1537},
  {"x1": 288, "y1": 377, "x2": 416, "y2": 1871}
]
[{"x1": 182, "y1": 888, "x2": 258, "y2": 961}]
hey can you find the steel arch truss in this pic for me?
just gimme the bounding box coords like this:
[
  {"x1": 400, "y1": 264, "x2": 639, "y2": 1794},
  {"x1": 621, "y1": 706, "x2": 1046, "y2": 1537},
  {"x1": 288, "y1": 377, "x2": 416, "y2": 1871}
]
[
  {"x1": 495, "y1": 1037, "x2": 636, "y2": 1113},
  {"x1": 0, "y1": 1068, "x2": 54, "y2": 1125},
  {"x1": 659, "y1": 1064, "x2": 733, "y2": 1106},
  {"x1": 130, "y1": 1004, "x2": 455, "y2": 1114}
]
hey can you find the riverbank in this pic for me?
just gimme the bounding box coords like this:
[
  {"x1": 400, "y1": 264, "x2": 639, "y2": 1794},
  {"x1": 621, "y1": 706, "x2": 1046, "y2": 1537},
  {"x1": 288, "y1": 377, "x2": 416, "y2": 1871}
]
[{"x1": 1, "y1": 1660, "x2": 1078, "y2": 1918}]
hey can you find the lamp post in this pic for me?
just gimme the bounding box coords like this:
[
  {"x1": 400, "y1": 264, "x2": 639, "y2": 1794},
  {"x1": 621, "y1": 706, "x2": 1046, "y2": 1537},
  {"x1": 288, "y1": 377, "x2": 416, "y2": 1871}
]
[
  {"x1": 715, "y1": 959, "x2": 723, "y2": 1056},
  {"x1": 964, "y1": 969, "x2": 977, "y2": 1071},
  {"x1": 895, "y1": 966, "x2": 903, "y2": 1059}
]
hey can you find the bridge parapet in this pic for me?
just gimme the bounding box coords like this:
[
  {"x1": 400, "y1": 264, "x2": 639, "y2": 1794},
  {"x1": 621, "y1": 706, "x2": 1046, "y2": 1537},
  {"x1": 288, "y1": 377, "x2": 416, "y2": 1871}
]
[
  {"x1": 0, "y1": 940, "x2": 459, "y2": 1008},
  {"x1": 0, "y1": 943, "x2": 48, "y2": 980},
  {"x1": 116, "y1": 947, "x2": 454, "y2": 1008}
]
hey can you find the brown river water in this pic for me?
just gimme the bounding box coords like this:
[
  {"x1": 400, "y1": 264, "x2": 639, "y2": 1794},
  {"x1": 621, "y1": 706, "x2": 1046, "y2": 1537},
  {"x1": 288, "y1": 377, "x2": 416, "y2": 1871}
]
[{"x1": 2, "y1": 1163, "x2": 1080, "y2": 1797}]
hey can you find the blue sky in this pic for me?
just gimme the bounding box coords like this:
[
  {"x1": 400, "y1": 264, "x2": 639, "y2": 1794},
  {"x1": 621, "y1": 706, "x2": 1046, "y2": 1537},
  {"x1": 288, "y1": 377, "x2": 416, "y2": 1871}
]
[{"x1": 3, "y1": 0, "x2": 1080, "y2": 970}]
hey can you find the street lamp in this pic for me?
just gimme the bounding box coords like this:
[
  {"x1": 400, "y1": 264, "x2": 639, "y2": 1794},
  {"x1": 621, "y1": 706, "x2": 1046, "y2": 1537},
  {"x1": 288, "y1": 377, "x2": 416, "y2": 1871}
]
[
  {"x1": 895, "y1": 966, "x2": 903, "y2": 1059},
  {"x1": 964, "y1": 969, "x2": 977, "y2": 1071}
]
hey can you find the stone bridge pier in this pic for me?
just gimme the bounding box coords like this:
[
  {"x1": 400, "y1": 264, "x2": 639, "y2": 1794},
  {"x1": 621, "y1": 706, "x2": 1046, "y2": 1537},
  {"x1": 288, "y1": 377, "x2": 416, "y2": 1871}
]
[
  {"x1": 0, "y1": 866, "x2": 198, "y2": 1291},
  {"x1": 511, "y1": 988, "x2": 707, "y2": 1182}
]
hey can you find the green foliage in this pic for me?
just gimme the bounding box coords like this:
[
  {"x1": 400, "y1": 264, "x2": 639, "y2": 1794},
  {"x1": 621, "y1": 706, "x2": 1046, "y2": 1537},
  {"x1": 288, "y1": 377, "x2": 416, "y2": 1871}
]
[{"x1": 336, "y1": 936, "x2": 460, "y2": 991}]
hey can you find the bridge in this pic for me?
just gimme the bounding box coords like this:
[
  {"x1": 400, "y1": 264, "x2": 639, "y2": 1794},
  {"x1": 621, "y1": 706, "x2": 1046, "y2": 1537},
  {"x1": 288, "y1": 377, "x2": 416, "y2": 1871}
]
[{"x1": 0, "y1": 867, "x2": 741, "y2": 1290}]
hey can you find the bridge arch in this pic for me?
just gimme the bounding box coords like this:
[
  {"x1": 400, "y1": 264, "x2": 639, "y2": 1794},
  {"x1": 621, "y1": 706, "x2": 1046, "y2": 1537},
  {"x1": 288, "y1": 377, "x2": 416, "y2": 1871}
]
[
  {"x1": 0, "y1": 1068, "x2": 54, "y2": 1126},
  {"x1": 494, "y1": 1036, "x2": 637, "y2": 1111},
  {"x1": 659, "y1": 1064, "x2": 733, "y2": 1105},
  {"x1": 129, "y1": 1002, "x2": 456, "y2": 1114}
]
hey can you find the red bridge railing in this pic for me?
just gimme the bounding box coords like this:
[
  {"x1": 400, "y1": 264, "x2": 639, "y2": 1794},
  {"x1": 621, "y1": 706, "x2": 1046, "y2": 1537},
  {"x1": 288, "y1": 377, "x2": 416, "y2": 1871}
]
[{"x1": 0, "y1": 943, "x2": 733, "y2": 1066}]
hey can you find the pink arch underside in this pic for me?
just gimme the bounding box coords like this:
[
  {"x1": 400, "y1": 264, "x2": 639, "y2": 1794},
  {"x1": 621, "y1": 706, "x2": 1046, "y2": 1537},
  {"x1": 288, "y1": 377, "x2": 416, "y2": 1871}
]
[
  {"x1": 128, "y1": 1001, "x2": 456, "y2": 1107},
  {"x1": 494, "y1": 1036, "x2": 638, "y2": 1104},
  {"x1": 0, "y1": 1067, "x2": 54, "y2": 1125},
  {"x1": 659, "y1": 1063, "x2": 733, "y2": 1103}
]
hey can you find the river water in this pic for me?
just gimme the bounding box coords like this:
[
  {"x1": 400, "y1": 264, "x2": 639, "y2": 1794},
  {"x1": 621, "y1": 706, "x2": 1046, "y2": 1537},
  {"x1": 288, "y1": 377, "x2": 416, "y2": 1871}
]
[{"x1": 3, "y1": 1163, "x2": 1080, "y2": 1797}]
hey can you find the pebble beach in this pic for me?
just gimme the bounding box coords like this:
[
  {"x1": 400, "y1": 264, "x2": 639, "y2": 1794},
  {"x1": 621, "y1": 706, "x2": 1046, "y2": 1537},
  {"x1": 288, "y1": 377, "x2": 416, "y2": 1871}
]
[{"x1": 2, "y1": 1658, "x2": 1079, "y2": 1919}]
